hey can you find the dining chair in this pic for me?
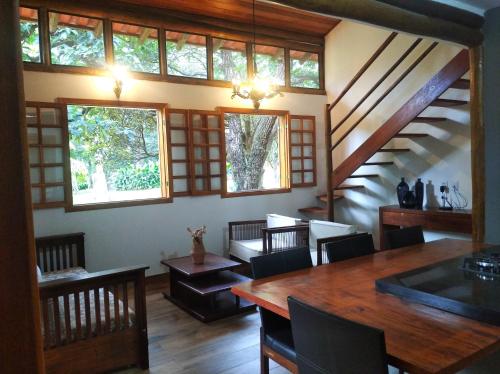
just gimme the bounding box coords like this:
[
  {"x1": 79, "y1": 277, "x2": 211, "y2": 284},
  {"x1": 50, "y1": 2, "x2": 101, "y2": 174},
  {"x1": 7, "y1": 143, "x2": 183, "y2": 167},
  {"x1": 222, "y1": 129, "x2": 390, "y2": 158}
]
[
  {"x1": 385, "y1": 225, "x2": 424, "y2": 250},
  {"x1": 288, "y1": 296, "x2": 389, "y2": 374},
  {"x1": 250, "y1": 247, "x2": 313, "y2": 374},
  {"x1": 325, "y1": 233, "x2": 375, "y2": 263}
]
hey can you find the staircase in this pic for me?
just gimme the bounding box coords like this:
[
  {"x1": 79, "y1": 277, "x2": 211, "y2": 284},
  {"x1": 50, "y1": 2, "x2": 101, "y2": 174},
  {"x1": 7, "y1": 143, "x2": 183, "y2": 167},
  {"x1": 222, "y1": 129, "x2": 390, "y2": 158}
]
[{"x1": 299, "y1": 35, "x2": 470, "y2": 219}]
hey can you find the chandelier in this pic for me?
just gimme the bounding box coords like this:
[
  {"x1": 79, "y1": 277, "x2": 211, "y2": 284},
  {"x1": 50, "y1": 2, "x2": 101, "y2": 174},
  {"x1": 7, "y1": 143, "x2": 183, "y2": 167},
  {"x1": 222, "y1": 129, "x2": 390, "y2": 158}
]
[{"x1": 231, "y1": 0, "x2": 283, "y2": 109}]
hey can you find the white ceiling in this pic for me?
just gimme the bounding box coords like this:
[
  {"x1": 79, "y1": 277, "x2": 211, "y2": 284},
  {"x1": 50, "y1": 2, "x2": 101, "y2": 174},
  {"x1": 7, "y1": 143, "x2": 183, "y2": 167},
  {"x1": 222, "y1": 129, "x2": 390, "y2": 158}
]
[{"x1": 431, "y1": 0, "x2": 500, "y2": 15}]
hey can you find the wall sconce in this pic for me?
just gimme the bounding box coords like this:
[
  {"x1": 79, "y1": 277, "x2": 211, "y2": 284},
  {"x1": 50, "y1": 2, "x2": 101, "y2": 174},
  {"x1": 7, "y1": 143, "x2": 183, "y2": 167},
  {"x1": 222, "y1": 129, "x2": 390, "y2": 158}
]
[{"x1": 108, "y1": 65, "x2": 129, "y2": 99}]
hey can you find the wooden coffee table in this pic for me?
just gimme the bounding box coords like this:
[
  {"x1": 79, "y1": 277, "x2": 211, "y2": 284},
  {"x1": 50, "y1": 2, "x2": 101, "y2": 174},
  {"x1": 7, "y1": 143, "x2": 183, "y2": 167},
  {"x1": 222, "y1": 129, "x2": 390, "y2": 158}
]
[{"x1": 160, "y1": 252, "x2": 255, "y2": 322}]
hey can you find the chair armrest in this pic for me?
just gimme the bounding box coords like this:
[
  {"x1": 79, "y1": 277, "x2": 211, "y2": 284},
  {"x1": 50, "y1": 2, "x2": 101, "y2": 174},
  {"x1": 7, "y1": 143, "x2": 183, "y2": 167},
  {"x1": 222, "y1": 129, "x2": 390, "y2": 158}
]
[
  {"x1": 316, "y1": 232, "x2": 368, "y2": 265},
  {"x1": 229, "y1": 220, "x2": 267, "y2": 241},
  {"x1": 262, "y1": 225, "x2": 309, "y2": 254}
]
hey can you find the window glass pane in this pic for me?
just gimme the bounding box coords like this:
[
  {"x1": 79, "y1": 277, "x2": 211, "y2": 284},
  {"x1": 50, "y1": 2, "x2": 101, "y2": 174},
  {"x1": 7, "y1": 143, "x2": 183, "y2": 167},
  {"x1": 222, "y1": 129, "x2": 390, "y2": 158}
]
[
  {"x1": 224, "y1": 113, "x2": 282, "y2": 193},
  {"x1": 26, "y1": 107, "x2": 38, "y2": 124},
  {"x1": 45, "y1": 186, "x2": 65, "y2": 202},
  {"x1": 255, "y1": 45, "x2": 285, "y2": 86},
  {"x1": 27, "y1": 128, "x2": 38, "y2": 145},
  {"x1": 20, "y1": 7, "x2": 40, "y2": 63},
  {"x1": 213, "y1": 39, "x2": 247, "y2": 82},
  {"x1": 43, "y1": 148, "x2": 63, "y2": 164},
  {"x1": 42, "y1": 128, "x2": 63, "y2": 145},
  {"x1": 49, "y1": 13, "x2": 105, "y2": 68},
  {"x1": 32, "y1": 187, "x2": 41, "y2": 204},
  {"x1": 113, "y1": 23, "x2": 159, "y2": 74},
  {"x1": 166, "y1": 31, "x2": 207, "y2": 79},
  {"x1": 29, "y1": 147, "x2": 40, "y2": 164},
  {"x1": 173, "y1": 179, "x2": 188, "y2": 193},
  {"x1": 67, "y1": 105, "x2": 162, "y2": 205},
  {"x1": 40, "y1": 108, "x2": 60, "y2": 125},
  {"x1": 290, "y1": 50, "x2": 320, "y2": 89}
]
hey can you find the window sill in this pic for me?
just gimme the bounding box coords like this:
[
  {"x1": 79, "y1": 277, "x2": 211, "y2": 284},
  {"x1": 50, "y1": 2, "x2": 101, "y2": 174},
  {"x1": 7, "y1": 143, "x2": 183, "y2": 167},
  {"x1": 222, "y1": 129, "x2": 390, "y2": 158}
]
[
  {"x1": 221, "y1": 188, "x2": 291, "y2": 199},
  {"x1": 65, "y1": 197, "x2": 172, "y2": 212}
]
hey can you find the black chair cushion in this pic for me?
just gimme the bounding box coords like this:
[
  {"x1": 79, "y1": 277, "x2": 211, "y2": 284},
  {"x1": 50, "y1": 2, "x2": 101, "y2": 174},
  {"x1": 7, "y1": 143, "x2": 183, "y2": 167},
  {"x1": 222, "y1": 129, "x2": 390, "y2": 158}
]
[
  {"x1": 288, "y1": 296, "x2": 388, "y2": 374},
  {"x1": 326, "y1": 233, "x2": 375, "y2": 263},
  {"x1": 385, "y1": 225, "x2": 424, "y2": 250},
  {"x1": 264, "y1": 327, "x2": 297, "y2": 362},
  {"x1": 250, "y1": 246, "x2": 313, "y2": 280}
]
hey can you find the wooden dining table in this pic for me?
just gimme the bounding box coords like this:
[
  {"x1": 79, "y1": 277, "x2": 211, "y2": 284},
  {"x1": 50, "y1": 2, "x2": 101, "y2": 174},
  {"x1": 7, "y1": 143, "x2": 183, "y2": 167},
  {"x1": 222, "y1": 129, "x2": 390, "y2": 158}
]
[{"x1": 231, "y1": 239, "x2": 500, "y2": 374}]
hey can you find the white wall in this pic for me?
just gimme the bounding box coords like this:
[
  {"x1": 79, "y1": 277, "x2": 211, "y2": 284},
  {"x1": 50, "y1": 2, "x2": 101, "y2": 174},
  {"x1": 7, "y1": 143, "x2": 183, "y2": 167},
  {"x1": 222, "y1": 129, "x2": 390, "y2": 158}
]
[
  {"x1": 26, "y1": 71, "x2": 326, "y2": 275},
  {"x1": 324, "y1": 21, "x2": 472, "y2": 246}
]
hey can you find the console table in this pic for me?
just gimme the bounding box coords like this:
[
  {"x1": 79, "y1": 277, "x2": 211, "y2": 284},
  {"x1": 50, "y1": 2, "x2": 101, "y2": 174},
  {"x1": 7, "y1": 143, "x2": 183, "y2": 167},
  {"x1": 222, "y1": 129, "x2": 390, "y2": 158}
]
[
  {"x1": 379, "y1": 205, "x2": 472, "y2": 249},
  {"x1": 161, "y1": 253, "x2": 255, "y2": 322}
]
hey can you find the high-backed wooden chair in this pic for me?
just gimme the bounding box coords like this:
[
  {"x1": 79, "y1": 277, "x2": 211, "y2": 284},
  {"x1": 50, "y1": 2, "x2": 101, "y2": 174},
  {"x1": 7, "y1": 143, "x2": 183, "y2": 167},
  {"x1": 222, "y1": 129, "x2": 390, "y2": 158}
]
[
  {"x1": 385, "y1": 225, "x2": 425, "y2": 250},
  {"x1": 250, "y1": 247, "x2": 313, "y2": 374}
]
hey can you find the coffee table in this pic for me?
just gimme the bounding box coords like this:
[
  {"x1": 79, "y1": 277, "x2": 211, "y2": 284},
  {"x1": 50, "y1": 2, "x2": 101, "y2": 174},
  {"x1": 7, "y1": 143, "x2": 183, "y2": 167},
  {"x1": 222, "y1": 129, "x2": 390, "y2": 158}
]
[{"x1": 161, "y1": 252, "x2": 255, "y2": 322}]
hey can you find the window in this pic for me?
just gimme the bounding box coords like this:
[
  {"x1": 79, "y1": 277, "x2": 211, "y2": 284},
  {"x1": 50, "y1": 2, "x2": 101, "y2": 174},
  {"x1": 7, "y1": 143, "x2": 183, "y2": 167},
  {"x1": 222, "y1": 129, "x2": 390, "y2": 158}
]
[
  {"x1": 26, "y1": 103, "x2": 67, "y2": 208},
  {"x1": 169, "y1": 109, "x2": 191, "y2": 195},
  {"x1": 290, "y1": 50, "x2": 320, "y2": 89},
  {"x1": 166, "y1": 31, "x2": 207, "y2": 79},
  {"x1": 290, "y1": 116, "x2": 316, "y2": 187},
  {"x1": 223, "y1": 110, "x2": 288, "y2": 194},
  {"x1": 66, "y1": 103, "x2": 168, "y2": 207},
  {"x1": 212, "y1": 38, "x2": 247, "y2": 82},
  {"x1": 20, "y1": 7, "x2": 41, "y2": 63},
  {"x1": 49, "y1": 12, "x2": 105, "y2": 68},
  {"x1": 113, "y1": 23, "x2": 160, "y2": 74},
  {"x1": 255, "y1": 45, "x2": 285, "y2": 86}
]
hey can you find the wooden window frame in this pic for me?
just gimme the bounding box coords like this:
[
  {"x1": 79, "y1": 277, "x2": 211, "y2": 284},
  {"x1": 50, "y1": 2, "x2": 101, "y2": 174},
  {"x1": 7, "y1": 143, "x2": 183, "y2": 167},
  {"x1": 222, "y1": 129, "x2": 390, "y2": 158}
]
[
  {"x1": 289, "y1": 115, "x2": 317, "y2": 187},
  {"x1": 20, "y1": 2, "x2": 326, "y2": 95},
  {"x1": 26, "y1": 101, "x2": 67, "y2": 209},
  {"x1": 218, "y1": 107, "x2": 291, "y2": 198},
  {"x1": 111, "y1": 20, "x2": 162, "y2": 76},
  {"x1": 58, "y1": 98, "x2": 172, "y2": 212},
  {"x1": 168, "y1": 109, "x2": 191, "y2": 197}
]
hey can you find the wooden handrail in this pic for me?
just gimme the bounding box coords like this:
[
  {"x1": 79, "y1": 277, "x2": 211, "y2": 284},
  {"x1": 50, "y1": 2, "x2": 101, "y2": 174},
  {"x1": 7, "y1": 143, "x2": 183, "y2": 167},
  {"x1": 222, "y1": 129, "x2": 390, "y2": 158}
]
[
  {"x1": 332, "y1": 50, "x2": 469, "y2": 187},
  {"x1": 330, "y1": 38, "x2": 423, "y2": 135},
  {"x1": 325, "y1": 104, "x2": 334, "y2": 221},
  {"x1": 328, "y1": 32, "x2": 397, "y2": 112},
  {"x1": 331, "y1": 41, "x2": 438, "y2": 151}
]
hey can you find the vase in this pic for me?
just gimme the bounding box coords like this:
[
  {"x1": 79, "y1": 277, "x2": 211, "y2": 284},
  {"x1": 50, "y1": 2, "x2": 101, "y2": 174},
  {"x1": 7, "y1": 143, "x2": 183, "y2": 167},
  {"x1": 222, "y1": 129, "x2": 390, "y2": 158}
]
[
  {"x1": 191, "y1": 238, "x2": 206, "y2": 265},
  {"x1": 415, "y1": 178, "x2": 424, "y2": 210},
  {"x1": 397, "y1": 177, "x2": 409, "y2": 208},
  {"x1": 402, "y1": 190, "x2": 417, "y2": 209}
]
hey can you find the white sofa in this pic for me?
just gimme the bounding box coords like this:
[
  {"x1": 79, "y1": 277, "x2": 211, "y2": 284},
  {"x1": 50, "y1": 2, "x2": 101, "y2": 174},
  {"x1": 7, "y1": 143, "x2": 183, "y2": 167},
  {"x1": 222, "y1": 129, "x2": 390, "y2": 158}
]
[{"x1": 308, "y1": 220, "x2": 357, "y2": 265}]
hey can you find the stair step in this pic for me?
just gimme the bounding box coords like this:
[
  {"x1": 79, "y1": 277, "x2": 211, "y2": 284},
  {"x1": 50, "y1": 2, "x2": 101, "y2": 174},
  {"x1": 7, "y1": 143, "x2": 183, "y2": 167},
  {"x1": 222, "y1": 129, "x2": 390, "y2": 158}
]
[
  {"x1": 335, "y1": 184, "x2": 364, "y2": 190},
  {"x1": 450, "y1": 78, "x2": 470, "y2": 89},
  {"x1": 430, "y1": 98, "x2": 468, "y2": 107},
  {"x1": 317, "y1": 194, "x2": 344, "y2": 203},
  {"x1": 393, "y1": 133, "x2": 429, "y2": 138},
  {"x1": 377, "y1": 148, "x2": 410, "y2": 153},
  {"x1": 363, "y1": 161, "x2": 394, "y2": 166},
  {"x1": 347, "y1": 174, "x2": 379, "y2": 178},
  {"x1": 298, "y1": 207, "x2": 327, "y2": 215},
  {"x1": 412, "y1": 117, "x2": 448, "y2": 123}
]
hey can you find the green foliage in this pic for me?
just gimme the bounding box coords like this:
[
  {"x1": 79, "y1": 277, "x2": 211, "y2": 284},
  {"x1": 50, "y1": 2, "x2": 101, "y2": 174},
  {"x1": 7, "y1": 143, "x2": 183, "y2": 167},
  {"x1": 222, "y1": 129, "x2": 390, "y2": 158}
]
[
  {"x1": 68, "y1": 105, "x2": 160, "y2": 188},
  {"x1": 167, "y1": 39, "x2": 207, "y2": 78},
  {"x1": 291, "y1": 55, "x2": 320, "y2": 89},
  {"x1": 114, "y1": 33, "x2": 160, "y2": 74},
  {"x1": 50, "y1": 22, "x2": 105, "y2": 67},
  {"x1": 112, "y1": 162, "x2": 160, "y2": 191},
  {"x1": 20, "y1": 20, "x2": 40, "y2": 63},
  {"x1": 255, "y1": 50, "x2": 285, "y2": 86},
  {"x1": 74, "y1": 171, "x2": 89, "y2": 191},
  {"x1": 213, "y1": 44, "x2": 247, "y2": 82}
]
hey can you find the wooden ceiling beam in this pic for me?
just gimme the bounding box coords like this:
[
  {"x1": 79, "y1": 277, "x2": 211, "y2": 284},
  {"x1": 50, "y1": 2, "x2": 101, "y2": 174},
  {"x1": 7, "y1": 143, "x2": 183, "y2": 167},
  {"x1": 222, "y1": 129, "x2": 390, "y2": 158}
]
[
  {"x1": 21, "y1": 0, "x2": 325, "y2": 48},
  {"x1": 268, "y1": 0, "x2": 483, "y2": 47},
  {"x1": 375, "y1": 0, "x2": 484, "y2": 29}
]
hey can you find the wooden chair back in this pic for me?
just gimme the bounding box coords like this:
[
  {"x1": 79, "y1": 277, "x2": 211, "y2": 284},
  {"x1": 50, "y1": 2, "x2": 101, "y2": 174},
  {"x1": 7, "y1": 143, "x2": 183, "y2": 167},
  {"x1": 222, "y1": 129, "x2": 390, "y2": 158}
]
[{"x1": 35, "y1": 232, "x2": 85, "y2": 272}]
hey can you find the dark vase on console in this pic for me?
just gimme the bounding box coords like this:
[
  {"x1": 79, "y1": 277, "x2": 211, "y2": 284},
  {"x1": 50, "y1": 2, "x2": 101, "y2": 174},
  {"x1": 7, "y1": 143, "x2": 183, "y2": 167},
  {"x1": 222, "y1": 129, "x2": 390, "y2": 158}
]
[
  {"x1": 397, "y1": 177, "x2": 409, "y2": 208},
  {"x1": 415, "y1": 178, "x2": 424, "y2": 209},
  {"x1": 402, "y1": 190, "x2": 417, "y2": 209}
]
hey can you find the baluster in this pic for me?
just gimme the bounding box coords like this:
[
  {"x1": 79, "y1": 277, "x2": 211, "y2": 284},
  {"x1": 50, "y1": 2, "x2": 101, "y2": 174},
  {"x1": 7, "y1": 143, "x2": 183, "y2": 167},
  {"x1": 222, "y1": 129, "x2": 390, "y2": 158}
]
[
  {"x1": 104, "y1": 286, "x2": 111, "y2": 333},
  {"x1": 84, "y1": 289, "x2": 91, "y2": 338},
  {"x1": 63, "y1": 294, "x2": 71, "y2": 343},
  {"x1": 113, "y1": 284, "x2": 120, "y2": 331},
  {"x1": 53, "y1": 296, "x2": 62, "y2": 346},
  {"x1": 94, "y1": 288, "x2": 102, "y2": 335},
  {"x1": 75, "y1": 291, "x2": 82, "y2": 340},
  {"x1": 122, "y1": 282, "x2": 129, "y2": 328}
]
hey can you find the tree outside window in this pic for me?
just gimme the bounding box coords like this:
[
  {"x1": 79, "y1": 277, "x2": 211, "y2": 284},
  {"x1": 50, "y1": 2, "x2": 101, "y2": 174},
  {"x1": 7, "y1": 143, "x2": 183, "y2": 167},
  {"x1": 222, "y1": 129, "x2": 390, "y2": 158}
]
[
  {"x1": 67, "y1": 104, "x2": 164, "y2": 206},
  {"x1": 255, "y1": 45, "x2": 285, "y2": 86},
  {"x1": 213, "y1": 38, "x2": 247, "y2": 82},
  {"x1": 20, "y1": 7, "x2": 41, "y2": 63},
  {"x1": 224, "y1": 112, "x2": 286, "y2": 193},
  {"x1": 290, "y1": 50, "x2": 320, "y2": 89},
  {"x1": 49, "y1": 13, "x2": 106, "y2": 68},
  {"x1": 166, "y1": 31, "x2": 207, "y2": 79},
  {"x1": 113, "y1": 23, "x2": 160, "y2": 74}
]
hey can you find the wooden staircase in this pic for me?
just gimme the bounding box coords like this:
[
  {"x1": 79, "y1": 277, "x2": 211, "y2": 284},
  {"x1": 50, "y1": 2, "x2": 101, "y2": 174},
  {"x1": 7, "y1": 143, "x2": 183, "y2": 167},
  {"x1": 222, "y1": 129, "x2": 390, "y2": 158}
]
[{"x1": 299, "y1": 35, "x2": 470, "y2": 219}]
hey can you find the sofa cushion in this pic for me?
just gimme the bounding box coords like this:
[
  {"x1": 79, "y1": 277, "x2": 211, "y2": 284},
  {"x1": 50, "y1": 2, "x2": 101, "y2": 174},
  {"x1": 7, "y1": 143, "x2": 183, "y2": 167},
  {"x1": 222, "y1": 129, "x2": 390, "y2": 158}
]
[
  {"x1": 229, "y1": 239, "x2": 263, "y2": 263},
  {"x1": 266, "y1": 214, "x2": 301, "y2": 229},
  {"x1": 36, "y1": 266, "x2": 42, "y2": 282},
  {"x1": 309, "y1": 220, "x2": 357, "y2": 251}
]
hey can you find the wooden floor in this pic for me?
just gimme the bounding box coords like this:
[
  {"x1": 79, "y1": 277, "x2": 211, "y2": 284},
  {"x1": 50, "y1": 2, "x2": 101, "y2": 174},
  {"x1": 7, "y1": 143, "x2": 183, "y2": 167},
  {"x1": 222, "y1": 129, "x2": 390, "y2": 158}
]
[{"x1": 116, "y1": 277, "x2": 290, "y2": 374}]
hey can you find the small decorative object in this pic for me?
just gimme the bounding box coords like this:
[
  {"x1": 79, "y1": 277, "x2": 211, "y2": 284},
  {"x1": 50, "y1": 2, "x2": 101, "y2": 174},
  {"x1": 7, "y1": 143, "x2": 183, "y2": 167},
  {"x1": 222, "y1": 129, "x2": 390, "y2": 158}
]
[
  {"x1": 414, "y1": 178, "x2": 424, "y2": 210},
  {"x1": 188, "y1": 226, "x2": 207, "y2": 264},
  {"x1": 397, "y1": 177, "x2": 409, "y2": 208},
  {"x1": 402, "y1": 190, "x2": 417, "y2": 209},
  {"x1": 439, "y1": 184, "x2": 453, "y2": 211}
]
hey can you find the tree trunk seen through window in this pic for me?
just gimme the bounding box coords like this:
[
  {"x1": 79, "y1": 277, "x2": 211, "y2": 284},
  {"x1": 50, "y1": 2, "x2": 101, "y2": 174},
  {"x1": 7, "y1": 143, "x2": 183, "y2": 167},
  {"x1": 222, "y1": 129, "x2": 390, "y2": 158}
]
[{"x1": 225, "y1": 114, "x2": 280, "y2": 192}]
